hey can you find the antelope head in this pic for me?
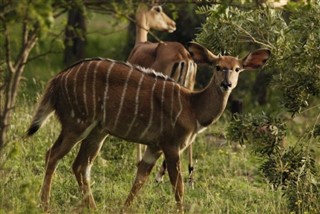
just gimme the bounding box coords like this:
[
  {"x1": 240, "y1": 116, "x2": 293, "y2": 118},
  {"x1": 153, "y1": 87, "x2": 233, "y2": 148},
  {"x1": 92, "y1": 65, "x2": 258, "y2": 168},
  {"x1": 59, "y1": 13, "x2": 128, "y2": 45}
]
[
  {"x1": 136, "y1": 4, "x2": 176, "y2": 33},
  {"x1": 188, "y1": 42, "x2": 271, "y2": 93}
]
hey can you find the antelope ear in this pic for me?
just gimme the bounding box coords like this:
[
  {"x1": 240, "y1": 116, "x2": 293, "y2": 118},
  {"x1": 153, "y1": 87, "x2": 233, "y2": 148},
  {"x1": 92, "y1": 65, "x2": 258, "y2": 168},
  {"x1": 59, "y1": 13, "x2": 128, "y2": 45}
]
[
  {"x1": 187, "y1": 42, "x2": 219, "y2": 64},
  {"x1": 242, "y1": 49, "x2": 271, "y2": 70}
]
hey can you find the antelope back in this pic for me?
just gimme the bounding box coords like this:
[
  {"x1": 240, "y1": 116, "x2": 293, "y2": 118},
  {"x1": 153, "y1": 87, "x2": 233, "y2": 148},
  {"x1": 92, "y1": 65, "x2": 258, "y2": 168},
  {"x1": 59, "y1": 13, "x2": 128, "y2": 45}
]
[
  {"x1": 128, "y1": 42, "x2": 197, "y2": 90},
  {"x1": 51, "y1": 58, "x2": 194, "y2": 144}
]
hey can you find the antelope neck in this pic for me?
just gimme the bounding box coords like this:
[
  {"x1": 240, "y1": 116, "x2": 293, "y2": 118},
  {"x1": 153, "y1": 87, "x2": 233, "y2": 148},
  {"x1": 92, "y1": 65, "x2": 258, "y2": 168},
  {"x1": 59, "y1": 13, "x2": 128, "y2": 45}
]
[
  {"x1": 135, "y1": 24, "x2": 149, "y2": 45},
  {"x1": 191, "y1": 75, "x2": 231, "y2": 127}
]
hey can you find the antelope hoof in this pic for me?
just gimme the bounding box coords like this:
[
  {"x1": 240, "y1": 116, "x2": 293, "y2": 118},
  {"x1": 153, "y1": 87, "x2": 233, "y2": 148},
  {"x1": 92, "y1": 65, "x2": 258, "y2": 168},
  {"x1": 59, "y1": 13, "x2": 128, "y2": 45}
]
[
  {"x1": 188, "y1": 177, "x2": 195, "y2": 189},
  {"x1": 176, "y1": 202, "x2": 185, "y2": 214},
  {"x1": 120, "y1": 208, "x2": 128, "y2": 214},
  {"x1": 188, "y1": 164, "x2": 195, "y2": 189},
  {"x1": 40, "y1": 201, "x2": 50, "y2": 213}
]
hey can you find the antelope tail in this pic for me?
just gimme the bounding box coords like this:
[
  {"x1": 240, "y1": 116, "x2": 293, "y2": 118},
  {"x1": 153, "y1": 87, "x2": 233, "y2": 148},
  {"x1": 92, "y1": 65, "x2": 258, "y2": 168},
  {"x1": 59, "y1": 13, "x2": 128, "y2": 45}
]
[{"x1": 26, "y1": 79, "x2": 56, "y2": 137}]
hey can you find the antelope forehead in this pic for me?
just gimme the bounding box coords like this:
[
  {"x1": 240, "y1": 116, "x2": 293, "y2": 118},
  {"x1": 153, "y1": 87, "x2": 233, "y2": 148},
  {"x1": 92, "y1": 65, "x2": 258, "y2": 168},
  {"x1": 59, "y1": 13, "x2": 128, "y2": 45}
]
[{"x1": 217, "y1": 56, "x2": 241, "y2": 69}]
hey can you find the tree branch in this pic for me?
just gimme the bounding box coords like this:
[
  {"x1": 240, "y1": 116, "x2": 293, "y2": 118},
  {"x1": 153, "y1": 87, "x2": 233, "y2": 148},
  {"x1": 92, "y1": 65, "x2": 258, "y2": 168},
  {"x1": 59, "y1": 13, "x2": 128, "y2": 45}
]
[
  {"x1": 2, "y1": 19, "x2": 14, "y2": 73},
  {"x1": 27, "y1": 29, "x2": 65, "y2": 63},
  {"x1": 54, "y1": 8, "x2": 68, "y2": 18},
  {"x1": 222, "y1": 20, "x2": 275, "y2": 50},
  {"x1": 27, "y1": 50, "x2": 62, "y2": 64}
]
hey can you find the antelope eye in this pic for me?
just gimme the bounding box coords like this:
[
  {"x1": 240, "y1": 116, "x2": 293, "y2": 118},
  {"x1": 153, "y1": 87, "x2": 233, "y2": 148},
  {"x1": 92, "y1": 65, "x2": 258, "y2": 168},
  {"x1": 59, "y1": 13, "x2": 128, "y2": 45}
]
[
  {"x1": 154, "y1": 6, "x2": 162, "y2": 13},
  {"x1": 235, "y1": 67, "x2": 240, "y2": 72},
  {"x1": 216, "y1": 65, "x2": 221, "y2": 71}
]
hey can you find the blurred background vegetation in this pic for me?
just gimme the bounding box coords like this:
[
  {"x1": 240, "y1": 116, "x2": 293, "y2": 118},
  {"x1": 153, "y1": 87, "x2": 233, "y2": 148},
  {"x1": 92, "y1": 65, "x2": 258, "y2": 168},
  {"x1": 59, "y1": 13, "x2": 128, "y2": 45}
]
[{"x1": 0, "y1": 0, "x2": 319, "y2": 213}]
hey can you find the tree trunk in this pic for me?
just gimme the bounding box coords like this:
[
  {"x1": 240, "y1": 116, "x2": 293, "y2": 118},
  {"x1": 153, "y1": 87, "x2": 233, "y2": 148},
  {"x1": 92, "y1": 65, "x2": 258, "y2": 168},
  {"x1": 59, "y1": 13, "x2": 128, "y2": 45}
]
[
  {"x1": 0, "y1": 21, "x2": 38, "y2": 148},
  {"x1": 252, "y1": 70, "x2": 272, "y2": 106},
  {"x1": 63, "y1": 7, "x2": 87, "y2": 66}
]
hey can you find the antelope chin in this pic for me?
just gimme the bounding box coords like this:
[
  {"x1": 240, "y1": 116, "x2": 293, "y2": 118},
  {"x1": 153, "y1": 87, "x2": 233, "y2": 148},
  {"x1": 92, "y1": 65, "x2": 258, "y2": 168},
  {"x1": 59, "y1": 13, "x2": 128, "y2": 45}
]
[
  {"x1": 220, "y1": 86, "x2": 231, "y2": 92},
  {"x1": 167, "y1": 28, "x2": 176, "y2": 33}
]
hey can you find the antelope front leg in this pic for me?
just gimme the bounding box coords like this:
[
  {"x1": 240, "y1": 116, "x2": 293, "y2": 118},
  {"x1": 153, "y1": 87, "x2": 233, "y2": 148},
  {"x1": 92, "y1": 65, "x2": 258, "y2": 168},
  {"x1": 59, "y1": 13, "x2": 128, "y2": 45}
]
[
  {"x1": 124, "y1": 146, "x2": 162, "y2": 208},
  {"x1": 163, "y1": 147, "x2": 184, "y2": 213}
]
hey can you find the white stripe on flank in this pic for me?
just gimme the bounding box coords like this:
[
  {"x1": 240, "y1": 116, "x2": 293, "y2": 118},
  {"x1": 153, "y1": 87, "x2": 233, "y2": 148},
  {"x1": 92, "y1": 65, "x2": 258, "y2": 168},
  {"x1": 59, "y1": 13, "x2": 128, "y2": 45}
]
[
  {"x1": 160, "y1": 76, "x2": 167, "y2": 133},
  {"x1": 102, "y1": 62, "x2": 115, "y2": 124},
  {"x1": 140, "y1": 76, "x2": 158, "y2": 139},
  {"x1": 63, "y1": 68, "x2": 73, "y2": 108},
  {"x1": 83, "y1": 61, "x2": 93, "y2": 116},
  {"x1": 113, "y1": 65, "x2": 134, "y2": 130},
  {"x1": 77, "y1": 120, "x2": 98, "y2": 142},
  {"x1": 92, "y1": 61, "x2": 102, "y2": 120},
  {"x1": 176, "y1": 62, "x2": 182, "y2": 81},
  {"x1": 170, "y1": 81, "x2": 175, "y2": 126},
  {"x1": 184, "y1": 61, "x2": 191, "y2": 88},
  {"x1": 192, "y1": 62, "x2": 197, "y2": 84},
  {"x1": 73, "y1": 62, "x2": 84, "y2": 113},
  {"x1": 181, "y1": 61, "x2": 187, "y2": 85},
  {"x1": 172, "y1": 84, "x2": 183, "y2": 127},
  {"x1": 125, "y1": 73, "x2": 145, "y2": 137}
]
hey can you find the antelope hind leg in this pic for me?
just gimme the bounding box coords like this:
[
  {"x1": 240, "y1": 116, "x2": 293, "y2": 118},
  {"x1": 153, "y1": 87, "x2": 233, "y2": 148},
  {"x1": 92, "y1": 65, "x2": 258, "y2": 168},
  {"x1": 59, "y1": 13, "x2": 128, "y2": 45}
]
[
  {"x1": 72, "y1": 127, "x2": 107, "y2": 209},
  {"x1": 41, "y1": 131, "x2": 80, "y2": 211}
]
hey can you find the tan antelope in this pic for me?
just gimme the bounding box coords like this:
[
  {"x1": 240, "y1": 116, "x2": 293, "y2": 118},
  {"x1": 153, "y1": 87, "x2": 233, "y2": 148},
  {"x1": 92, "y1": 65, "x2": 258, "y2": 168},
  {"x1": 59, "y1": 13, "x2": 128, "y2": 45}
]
[
  {"x1": 26, "y1": 42, "x2": 270, "y2": 212},
  {"x1": 131, "y1": 3, "x2": 176, "y2": 45},
  {"x1": 128, "y1": 3, "x2": 198, "y2": 184}
]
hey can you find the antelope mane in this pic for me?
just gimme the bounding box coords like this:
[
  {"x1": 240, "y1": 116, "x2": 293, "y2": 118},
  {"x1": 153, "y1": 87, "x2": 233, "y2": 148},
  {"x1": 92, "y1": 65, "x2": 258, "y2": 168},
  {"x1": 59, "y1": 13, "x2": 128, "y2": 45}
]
[{"x1": 132, "y1": 64, "x2": 174, "y2": 82}]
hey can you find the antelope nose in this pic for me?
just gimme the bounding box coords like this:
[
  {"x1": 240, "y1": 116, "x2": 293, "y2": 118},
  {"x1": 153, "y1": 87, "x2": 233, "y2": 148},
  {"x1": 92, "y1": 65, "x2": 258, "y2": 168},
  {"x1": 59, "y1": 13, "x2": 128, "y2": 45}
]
[
  {"x1": 221, "y1": 81, "x2": 232, "y2": 90},
  {"x1": 171, "y1": 21, "x2": 176, "y2": 28},
  {"x1": 168, "y1": 21, "x2": 176, "y2": 32}
]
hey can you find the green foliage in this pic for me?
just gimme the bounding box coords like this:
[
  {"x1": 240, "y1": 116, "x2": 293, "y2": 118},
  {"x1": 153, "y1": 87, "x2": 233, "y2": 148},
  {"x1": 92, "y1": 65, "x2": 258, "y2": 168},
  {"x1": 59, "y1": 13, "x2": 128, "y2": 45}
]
[
  {"x1": 262, "y1": 147, "x2": 319, "y2": 213},
  {"x1": 4, "y1": 0, "x2": 54, "y2": 37},
  {"x1": 281, "y1": 70, "x2": 320, "y2": 114},
  {"x1": 277, "y1": 4, "x2": 320, "y2": 115},
  {"x1": 195, "y1": 5, "x2": 285, "y2": 54},
  {"x1": 228, "y1": 113, "x2": 286, "y2": 156},
  {"x1": 198, "y1": 3, "x2": 320, "y2": 213},
  {"x1": 313, "y1": 124, "x2": 320, "y2": 138},
  {"x1": 195, "y1": 3, "x2": 320, "y2": 115},
  {"x1": 227, "y1": 112, "x2": 320, "y2": 213}
]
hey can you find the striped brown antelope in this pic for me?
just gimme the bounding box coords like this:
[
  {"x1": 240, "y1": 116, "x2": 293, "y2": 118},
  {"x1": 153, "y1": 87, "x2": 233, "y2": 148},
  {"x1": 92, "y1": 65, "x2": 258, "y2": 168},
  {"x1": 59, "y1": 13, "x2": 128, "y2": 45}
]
[
  {"x1": 26, "y1": 42, "x2": 270, "y2": 212},
  {"x1": 128, "y1": 3, "x2": 198, "y2": 184}
]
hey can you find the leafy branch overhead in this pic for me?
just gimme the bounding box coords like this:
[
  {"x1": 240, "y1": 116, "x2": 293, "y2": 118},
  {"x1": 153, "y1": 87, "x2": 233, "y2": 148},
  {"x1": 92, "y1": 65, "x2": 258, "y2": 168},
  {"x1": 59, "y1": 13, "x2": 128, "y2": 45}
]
[{"x1": 196, "y1": 3, "x2": 320, "y2": 115}]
